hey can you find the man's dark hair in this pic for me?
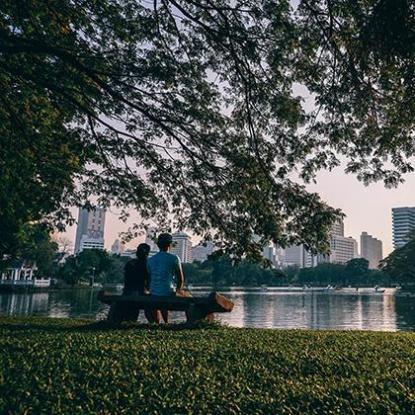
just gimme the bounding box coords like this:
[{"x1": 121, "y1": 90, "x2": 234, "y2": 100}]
[
  {"x1": 157, "y1": 233, "x2": 173, "y2": 250},
  {"x1": 136, "y1": 243, "x2": 150, "y2": 259}
]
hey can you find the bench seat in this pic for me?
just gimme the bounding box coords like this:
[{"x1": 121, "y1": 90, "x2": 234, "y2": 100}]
[{"x1": 97, "y1": 291, "x2": 234, "y2": 324}]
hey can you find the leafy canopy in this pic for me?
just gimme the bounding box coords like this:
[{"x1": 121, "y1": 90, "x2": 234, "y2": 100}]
[
  {"x1": 1, "y1": 0, "x2": 414, "y2": 259},
  {"x1": 381, "y1": 231, "x2": 415, "y2": 283}
]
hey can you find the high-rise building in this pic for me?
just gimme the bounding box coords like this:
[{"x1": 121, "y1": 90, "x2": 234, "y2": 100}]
[
  {"x1": 262, "y1": 244, "x2": 276, "y2": 266},
  {"x1": 192, "y1": 241, "x2": 215, "y2": 263},
  {"x1": 171, "y1": 232, "x2": 192, "y2": 263},
  {"x1": 392, "y1": 207, "x2": 415, "y2": 249},
  {"x1": 327, "y1": 218, "x2": 358, "y2": 264},
  {"x1": 329, "y1": 236, "x2": 358, "y2": 264},
  {"x1": 360, "y1": 232, "x2": 383, "y2": 269},
  {"x1": 331, "y1": 219, "x2": 345, "y2": 237},
  {"x1": 283, "y1": 219, "x2": 357, "y2": 268},
  {"x1": 283, "y1": 245, "x2": 308, "y2": 268},
  {"x1": 74, "y1": 207, "x2": 106, "y2": 254}
]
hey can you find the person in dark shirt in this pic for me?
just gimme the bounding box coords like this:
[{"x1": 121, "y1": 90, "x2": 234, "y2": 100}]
[
  {"x1": 123, "y1": 243, "x2": 151, "y2": 295},
  {"x1": 122, "y1": 243, "x2": 153, "y2": 322}
]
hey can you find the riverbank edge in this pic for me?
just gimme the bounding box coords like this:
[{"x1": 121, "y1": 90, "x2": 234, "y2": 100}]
[{"x1": 0, "y1": 316, "x2": 414, "y2": 414}]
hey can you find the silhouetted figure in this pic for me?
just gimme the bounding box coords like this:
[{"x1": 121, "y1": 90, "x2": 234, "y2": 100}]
[
  {"x1": 123, "y1": 243, "x2": 151, "y2": 295},
  {"x1": 122, "y1": 243, "x2": 153, "y2": 322}
]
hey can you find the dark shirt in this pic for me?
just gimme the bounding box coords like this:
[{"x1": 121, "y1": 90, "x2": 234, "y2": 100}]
[{"x1": 123, "y1": 258, "x2": 148, "y2": 295}]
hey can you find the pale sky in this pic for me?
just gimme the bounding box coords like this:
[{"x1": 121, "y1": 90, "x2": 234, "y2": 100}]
[{"x1": 61, "y1": 168, "x2": 415, "y2": 257}]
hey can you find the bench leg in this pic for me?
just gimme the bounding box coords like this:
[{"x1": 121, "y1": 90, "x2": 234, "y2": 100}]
[
  {"x1": 186, "y1": 305, "x2": 214, "y2": 324},
  {"x1": 108, "y1": 303, "x2": 139, "y2": 323}
]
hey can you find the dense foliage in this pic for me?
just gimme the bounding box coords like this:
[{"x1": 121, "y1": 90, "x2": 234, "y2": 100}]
[
  {"x1": 183, "y1": 257, "x2": 287, "y2": 287},
  {"x1": 57, "y1": 250, "x2": 128, "y2": 286},
  {"x1": 296, "y1": 259, "x2": 392, "y2": 286},
  {"x1": 381, "y1": 232, "x2": 415, "y2": 283},
  {"x1": 0, "y1": 317, "x2": 414, "y2": 414},
  {"x1": 2, "y1": 1, "x2": 415, "y2": 259},
  {"x1": 183, "y1": 257, "x2": 396, "y2": 287},
  {"x1": 0, "y1": 224, "x2": 58, "y2": 277},
  {"x1": 49, "y1": 252, "x2": 406, "y2": 287}
]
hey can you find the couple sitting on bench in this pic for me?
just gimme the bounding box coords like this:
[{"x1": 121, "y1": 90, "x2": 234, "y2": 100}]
[{"x1": 123, "y1": 232, "x2": 189, "y2": 324}]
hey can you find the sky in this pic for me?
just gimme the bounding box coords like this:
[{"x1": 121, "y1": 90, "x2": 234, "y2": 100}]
[{"x1": 61, "y1": 166, "x2": 415, "y2": 257}]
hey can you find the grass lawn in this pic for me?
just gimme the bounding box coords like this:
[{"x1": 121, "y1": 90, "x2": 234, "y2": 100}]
[{"x1": 0, "y1": 317, "x2": 414, "y2": 414}]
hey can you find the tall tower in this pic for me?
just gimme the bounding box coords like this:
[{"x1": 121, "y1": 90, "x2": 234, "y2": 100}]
[
  {"x1": 331, "y1": 219, "x2": 345, "y2": 237},
  {"x1": 171, "y1": 232, "x2": 192, "y2": 263},
  {"x1": 360, "y1": 232, "x2": 383, "y2": 269},
  {"x1": 74, "y1": 207, "x2": 106, "y2": 254},
  {"x1": 392, "y1": 207, "x2": 415, "y2": 249}
]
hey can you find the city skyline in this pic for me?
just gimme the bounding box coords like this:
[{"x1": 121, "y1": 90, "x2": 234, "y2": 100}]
[{"x1": 63, "y1": 167, "x2": 415, "y2": 257}]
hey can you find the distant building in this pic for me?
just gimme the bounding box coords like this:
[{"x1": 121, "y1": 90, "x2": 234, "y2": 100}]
[
  {"x1": 327, "y1": 218, "x2": 358, "y2": 264},
  {"x1": 0, "y1": 261, "x2": 50, "y2": 288},
  {"x1": 192, "y1": 241, "x2": 215, "y2": 263},
  {"x1": 111, "y1": 239, "x2": 125, "y2": 255},
  {"x1": 262, "y1": 244, "x2": 276, "y2": 265},
  {"x1": 283, "y1": 219, "x2": 357, "y2": 268},
  {"x1": 74, "y1": 207, "x2": 106, "y2": 254},
  {"x1": 284, "y1": 245, "x2": 307, "y2": 268},
  {"x1": 331, "y1": 219, "x2": 345, "y2": 237},
  {"x1": 360, "y1": 232, "x2": 383, "y2": 269},
  {"x1": 171, "y1": 232, "x2": 192, "y2": 263},
  {"x1": 121, "y1": 249, "x2": 136, "y2": 259},
  {"x1": 392, "y1": 207, "x2": 415, "y2": 249},
  {"x1": 330, "y1": 235, "x2": 358, "y2": 264}
]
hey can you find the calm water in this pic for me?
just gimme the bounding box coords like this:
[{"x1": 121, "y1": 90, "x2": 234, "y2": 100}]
[{"x1": 0, "y1": 288, "x2": 414, "y2": 331}]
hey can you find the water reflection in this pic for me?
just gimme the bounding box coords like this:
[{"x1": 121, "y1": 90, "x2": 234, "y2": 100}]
[{"x1": 0, "y1": 289, "x2": 414, "y2": 331}]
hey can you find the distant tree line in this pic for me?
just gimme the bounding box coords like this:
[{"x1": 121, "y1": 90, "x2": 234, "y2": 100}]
[
  {"x1": 183, "y1": 257, "x2": 395, "y2": 287},
  {"x1": 2, "y1": 227, "x2": 415, "y2": 288}
]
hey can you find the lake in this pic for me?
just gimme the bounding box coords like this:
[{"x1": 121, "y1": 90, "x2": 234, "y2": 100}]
[{"x1": 1, "y1": 288, "x2": 414, "y2": 331}]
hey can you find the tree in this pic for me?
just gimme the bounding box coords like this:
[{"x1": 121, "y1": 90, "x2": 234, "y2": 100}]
[
  {"x1": 60, "y1": 250, "x2": 129, "y2": 285},
  {"x1": 346, "y1": 258, "x2": 370, "y2": 277},
  {"x1": 381, "y1": 233, "x2": 415, "y2": 284},
  {"x1": 0, "y1": 223, "x2": 59, "y2": 277},
  {"x1": 2, "y1": 1, "x2": 415, "y2": 259}
]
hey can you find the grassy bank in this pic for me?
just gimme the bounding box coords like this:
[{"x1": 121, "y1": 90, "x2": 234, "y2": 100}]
[{"x1": 0, "y1": 318, "x2": 414, "y2": 414}]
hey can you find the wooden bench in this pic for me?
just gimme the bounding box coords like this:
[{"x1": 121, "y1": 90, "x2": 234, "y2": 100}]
[{"x1": 97, "y1": 291, "x2": 234, "y2": 324}]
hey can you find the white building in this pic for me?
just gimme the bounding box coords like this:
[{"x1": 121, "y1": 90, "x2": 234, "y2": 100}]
[
  {"x1": 171, "y1": 232, "x2": 192, "y2": 263},
  {"x1": 262, "y1": 244, "x2": 276, "y2": 265},
  {"x1": 331, "y1": 220, "x2": 345, "y2": 237},
  {"x1": 74, "y1": 207, "x2": 106, "y2": 254},
  {"x1": 392, "y1": 207, "x2": 415, "y2": 249},
  {"x1": 284, "y1": 245, "x2": 308, "y2": 268},
  {"x1": 329, "y1": 235, "x2": 358, "y2": 264},
  {"x1": 360, "y1": 232, "x2": 383, "y2": 269},
  {"x1": 121, "y1": 249, "x2": 136, "y2": 259},
  {"x1": 283, "y1": 219, "x2": 358, "y2": 268},
  {"x1": 111, "y1": 239, "x2": 125, "y2": 255},
  {"x1": 0, "y1": 261, "x2": 50, "y2": 288},
  {"x1": 192, "y1": 241, "x2": 215, "y2": 263}
]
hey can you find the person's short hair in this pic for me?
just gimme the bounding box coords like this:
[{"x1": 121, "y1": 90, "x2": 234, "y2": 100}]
[
  {"x1": 157, "y1": 233, "x2": 173, "y2": 249},
  {"x1": 136, "y1": 243, "x2": 151, "y2": 259}
]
